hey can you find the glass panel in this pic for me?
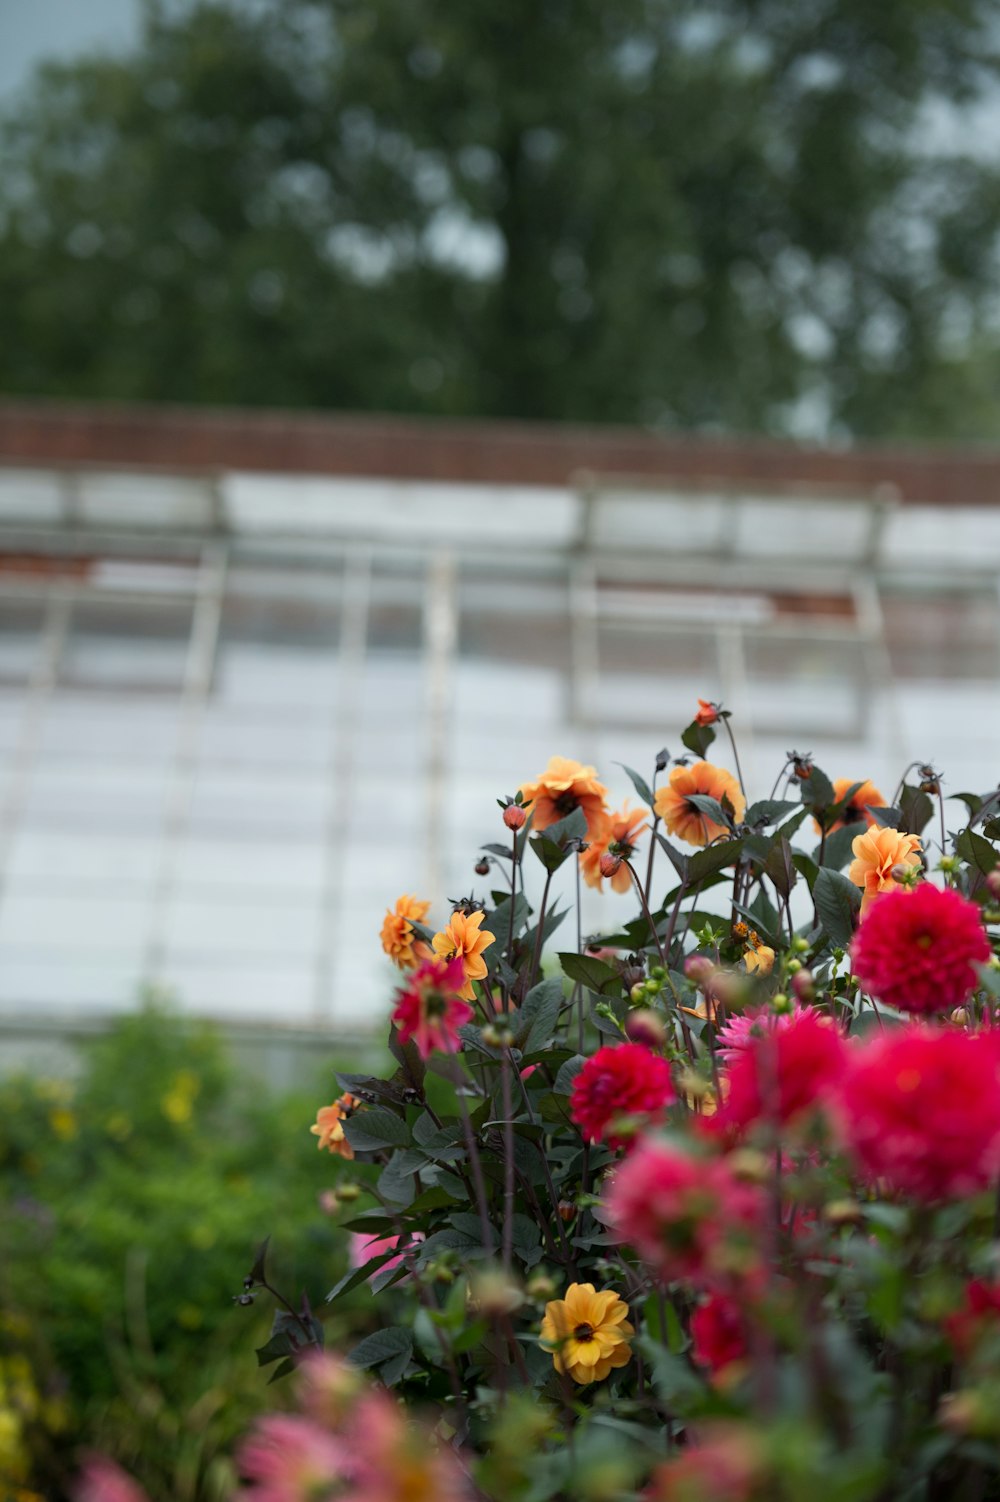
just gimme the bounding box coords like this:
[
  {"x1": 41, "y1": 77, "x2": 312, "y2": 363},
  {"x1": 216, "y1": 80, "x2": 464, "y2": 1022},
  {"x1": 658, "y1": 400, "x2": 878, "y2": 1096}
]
[
  {"x1": 60, "y1": 600, "x2": 192, "y2": 691},
  {"x1": 214, "y1": 584, "x2": 340, "y2": 709},
  {"x1": 0, "y1": 599, "x2": 45, "y2": 685},
  {"x1": 883, "y1": 589, "x2": 1000, "y2": 681}
]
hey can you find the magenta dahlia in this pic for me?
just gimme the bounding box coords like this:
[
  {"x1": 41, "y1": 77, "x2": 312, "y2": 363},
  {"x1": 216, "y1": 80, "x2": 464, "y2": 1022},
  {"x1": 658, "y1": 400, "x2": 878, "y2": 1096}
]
[{"x1": 851, "y1": 883, "x2": 990, "y2": 1015}]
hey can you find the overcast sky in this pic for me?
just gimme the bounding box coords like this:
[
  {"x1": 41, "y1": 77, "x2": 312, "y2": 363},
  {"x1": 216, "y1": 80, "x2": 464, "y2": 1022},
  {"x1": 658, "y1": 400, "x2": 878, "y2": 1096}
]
[{"x1": 0, "y1": 0, "x2": 139, "y2": 101}]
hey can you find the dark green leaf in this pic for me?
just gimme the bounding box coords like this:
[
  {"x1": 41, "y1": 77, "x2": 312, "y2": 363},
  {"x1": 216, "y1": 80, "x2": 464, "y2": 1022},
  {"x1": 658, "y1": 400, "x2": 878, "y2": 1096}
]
[
  {"x1": 899, "y1": 784, "x2": 935, "y2": 837},
  {"x1": 378, "y1": 1148, "x2": 426, "y2": 1205},
  {"x1": 517, "y1": 975, "x2": 564, "y2": 1052},
  {"x1": 348, "y1": 1326, "x2": 414, "y2": 1372},
  {"x1": 681, "y1": 721, "x2": 715, "y2": 757},
  {"x1": 819, "y1": 821, "x2": 865, "y2": 870},
  {"x1": 763, "y1": 836, "x2": 796, "y2": 899},
  {"x1": 387, "y1": 1027, "x2": 426, "y2": 1092},
  {"x1": 793, "y1": 852, "x2": 820, "y2": 890},
  {"x1": 745, "y1": 799, "x2": 800, "y2": 827},
  {"x1": 343, "y1": 1107, "x2": 410, "y2": 1153},
  {"x1": 655, "y1": 832, "x2": 689, "y2": 880},
  {"x1": 865, "y1": 805, "x2": 903, "y2": 828},
  {"x1": 616, "y1": 762, "x2": 654, "y2": 807},
  {"x1": 801, "y1": 767, "x2": 835, "y2": 808},
  {"x1": 813, "y1": 867, "x2": 861, "y2": 948},
  {"x1": 687, "y1": 838, "x2": 742, "y2": 884},
  {"x1": 956, "y1": 827, "x2": 998, "y2": 877},
  {"x1": 554, "y1": 1054, "x2": 586, "y2": 1094},
  {"x1": 248, "y1": 1236, "x2": 270, "y2": 1286},
  {"x1": 557, "y1": 952, "x2": 622, "y2": 994},
  {"x1": 684, "y1": 793, "x2": 729, "y2": 827},
  {"x1": 326, "y1": 1249, "x2": 400, "y2": 1304}
]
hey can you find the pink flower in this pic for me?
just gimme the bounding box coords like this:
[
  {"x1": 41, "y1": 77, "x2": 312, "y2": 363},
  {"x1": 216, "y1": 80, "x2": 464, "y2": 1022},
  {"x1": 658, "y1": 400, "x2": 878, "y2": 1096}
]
[
  {"x1": 606, "y1": 1140, "x2": 764, "y2": 1290},
  {"x1": 712, "y1": 1009, "x2": 847, "y2": 1138},
  {"x1": 945, "y1": 1279, "x2": 1000, "y2": 1359},
  {"x1": 237, "y1": 1413, "x2": 349, "y2": 1501},
  {"x1": 74, "y1": 1457, "x2": 152, "y2": 1502},
  {"x1": 570, "y1": 1043, "x2": 674, "y2": 1149},
  {"x1": 714, "y1": 1006, "x2": 802, "y2": 1067},
  {"x1": 645, "y1": 1427, "x2": 761, "y2": 1501},
  {"x1": 690, "y1": 1293, "x2": 749, "y2": 1381},
  {"x1": 850, "y1": 883, "x2": 990, "y2": 1016},
  {"x1": 391, "y1": 955, "x2": 472, "y2": 1058},
  {"x1": 349, "y1": 1231, "x2": 424, "y2": 1279},
  {"x1": 838, "y1": 1025, "x2": 1000, "y2": 1202}
]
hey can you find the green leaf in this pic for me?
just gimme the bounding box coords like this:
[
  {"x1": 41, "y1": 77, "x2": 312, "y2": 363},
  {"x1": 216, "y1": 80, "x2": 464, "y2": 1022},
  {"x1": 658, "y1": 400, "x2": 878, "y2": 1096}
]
[
  {"x1": 387, "y1": 1027, "x2": 426, "y2": 1092},
  {"x1": 348, "y1": 1326, "x2": 414, "y2": 1372},
  {"x1": 956, "y1": 827, "x2": 998, "y2": 876},
  {"x1": 793, "y1": 851, "x2": 820, "y2": 890},
  {"x1": 801, "y1": 766, "x2": 835, "y2": 808},
  {"x1": 517, "y1": 975, "x2": 564, "y2": 1052},
  {"x1": 813, "y1": 867, "x2": 860, "y2": 948},
  {"x1": 684, "y1": 793, "x2": 730, "y2": 827},
  {"x1": 899, "y1": 784, "x2": 935, "y2": 837},
  {"x1": 745, "y1": 799, "x2": 799, "y2": 827},
  {"x1": 343, "y1": 1107, "x2": 411, "y2": 1153},
  {"x1": 554, "y1": 1054, "x2": 586, "y2": 1094},
  {"x1": 655, "y1": 832, "x2": 689, "y2": 880},
  {"x1": 530, "y1": 833, "x2": 574, "y2": 872},
  {"x1": 617, "y1": 762, "x2": 654, "y2": 807},
  {"x1": 681, "y1": 721, "x2": 715, "y2": 757},
  {"x1": 378, "y1": 1149, "x2": 426, "y2": 1206},
  {"x1": 558, "y1": 952, "x2": 622, "y2": 994},
  {"x1": 819, "y1": 821, "x2": 865, "y2": 870},
  {"x1": 687, "y1": 838, "x2": 742, "y2": 884},
  {"x1": 326, "y1": 1249, "x2": 400, "y2": 1304},
  {"x1": 763, "y1": 836, "x2": 796, "y2": 899},
  {"x1": 865, "y1": 805, "x2": 903, "y2": 828}
]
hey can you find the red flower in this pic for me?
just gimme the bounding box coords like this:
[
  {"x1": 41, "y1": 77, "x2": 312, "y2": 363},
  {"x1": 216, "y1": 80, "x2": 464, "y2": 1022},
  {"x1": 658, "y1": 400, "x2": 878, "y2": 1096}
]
[
  {"x1": 945, "y1": 1279, "x2": 1000, "y2": 1358},
  {"x1": 712, "y1": 1009, "x2": 847, "y2": 1138},
  {"x1": 837, "y1": 1025, "x2": 1000, "y2": 1202},
  {"x1": 695, "y1": 699, "x2": 721, "y2": 727},
  {"x1": 391, "y1": 955, "x2": 472, "y2": 1059},
  {"x1": 606, "y1": 1140, "x2": 765, "y2": 1290},
  {"x1": 690, "y1": 1293, "x2": 748, "y2": 1380},
  {"x1": 850, "y1": 883, "x2": 990, "y2": 1016},
  {"x1": 570, "y1": 1043, "x2": 675, "y2": 1149}
]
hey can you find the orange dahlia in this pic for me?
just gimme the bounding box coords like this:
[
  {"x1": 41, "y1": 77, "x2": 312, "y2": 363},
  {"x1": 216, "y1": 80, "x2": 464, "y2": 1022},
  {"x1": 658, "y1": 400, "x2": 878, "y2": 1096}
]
[
  {"x1": 431, "y1": 908, "x2": 496, "y2": 1001},
  {"x1": 654, "y1": 761, "x2": 745, "y2": 847},
  {"x1": 848, "y1": 826, "x2": 922, "y2": 917},
  {"x1": 580, "y1": 804, "x2": 648, "y2": 893},
  {"x1": 380, "y1": 894, "x2": 431, "y2": 970},
  {"x1": 518, "y1": 755, "x2": 608, "y2": 838},
  {"x1": 310, "y1": 1093, "x2": 359, "y2": 1159}
]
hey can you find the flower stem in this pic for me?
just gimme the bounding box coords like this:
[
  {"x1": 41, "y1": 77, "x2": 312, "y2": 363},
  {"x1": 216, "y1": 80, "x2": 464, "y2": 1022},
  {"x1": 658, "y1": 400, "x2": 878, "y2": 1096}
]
[{"x1": 501, "y1": 1050, "x2": 515, "y2": 1271}]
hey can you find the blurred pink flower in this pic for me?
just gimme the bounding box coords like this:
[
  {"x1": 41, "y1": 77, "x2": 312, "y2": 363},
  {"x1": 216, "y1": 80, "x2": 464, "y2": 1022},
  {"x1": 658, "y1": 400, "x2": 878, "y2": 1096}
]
[{"x1": 74, "y1": 1457, "x2": 152, "y2": 1502}]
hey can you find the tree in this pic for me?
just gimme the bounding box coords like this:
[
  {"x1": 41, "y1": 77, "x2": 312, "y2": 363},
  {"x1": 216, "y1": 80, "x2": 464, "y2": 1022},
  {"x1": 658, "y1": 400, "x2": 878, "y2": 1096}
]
[{"x1": 2, "y1": 0, "x2": 1000, "y2": 437}]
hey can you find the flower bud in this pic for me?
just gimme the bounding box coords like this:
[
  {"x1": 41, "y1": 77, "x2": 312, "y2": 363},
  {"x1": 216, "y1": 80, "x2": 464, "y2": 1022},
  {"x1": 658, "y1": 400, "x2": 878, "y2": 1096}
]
[
  {"x1": 951, "y1": 1007, "x2": 969, "y2": 1026},
  {"x1": 771, "y1": 992, "x2": 791, "y2": 1014},
  {"x1": 792, "y1": 936, "x2": 809, "y2": 954},
  {"x1": 940, "y1": 1390, "x2": 995, "y2": 1438},
  {"x1": 337, "y1": 1182, "x2": 361, "y2": 1202},
  {"x1": 503, "y1": 804, "x2": 526, "y2": 830},
  {"x1": 527, "y1": 1272, "x2": 556, "y2": 1301},
  {"x1": 823, "y1": 1198, "x2": 862, "y2": 1226},
  {"x1": 558, "y1": 1200, "x2": 577, "y2": 1223},
  {"x1": 318, "y1": 1189, "x2": 340, "y2": 1215},
  {"x1": 726, "y1": 1147, "x2": 770, "y2": 1183},
  {"x1": 475, "y1": 857, "x2": 491, "y2": 876},
  {"x1": 599, "y1": 851, "x2": 623, "y2": 879},
  {"x1": 625, "y1": 1008, "x2": 667, "y2": 1048},
  {"x1": 469, "y1": 1267, "x2": 524, "y2": 1316},
  {"x1": 629, "y1": 983, "x2": 647, "y2": 1005},
  {"x1": 790, "y1": 968, "x2": 815, "y2": 1004},
  {"x1": 786, "y1": 958, "x2": 802, "y2": 974},
  {"x1": 643, "y1": 977, "x2": 661, "y2": 996},
  {"x1": 684, "y1": 953, "x2": 715, "y2": 987},
  {"x1": 938, "y1": 855, "x2": 958, "y2": 874}
]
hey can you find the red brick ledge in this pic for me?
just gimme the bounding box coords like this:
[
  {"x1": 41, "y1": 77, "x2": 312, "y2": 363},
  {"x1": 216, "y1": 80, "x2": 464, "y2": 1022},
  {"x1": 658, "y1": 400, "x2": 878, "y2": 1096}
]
[{"x1": 1, "y1": 397, "x2": 999, "y2": 507}]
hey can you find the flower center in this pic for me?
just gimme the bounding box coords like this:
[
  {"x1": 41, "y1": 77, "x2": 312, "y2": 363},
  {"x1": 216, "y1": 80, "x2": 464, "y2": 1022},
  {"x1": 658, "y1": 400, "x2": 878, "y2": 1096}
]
[
  {"x1": 554, "y1": 792, "x2": 580, "y2": 816},
  {"x1": 916, "y1": 933, "x2": 933, "y2": 950},
  {"x1": 424, "y1": 991, "x2": 447, "y2": 1018},
  {"x1": 573, "y1": 1322, "x2": 594, "y2": 1342}
]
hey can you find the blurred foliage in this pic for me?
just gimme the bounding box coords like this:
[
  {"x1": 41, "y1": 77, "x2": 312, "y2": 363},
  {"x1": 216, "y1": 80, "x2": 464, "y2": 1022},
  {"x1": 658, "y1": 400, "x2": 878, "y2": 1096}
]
[
  {"x1": 0, "y1": 1007, "x2": 365, "y2": 1502},
  {"x1": 2, "y1": 0, "x2": 1000, "y2": 437}
]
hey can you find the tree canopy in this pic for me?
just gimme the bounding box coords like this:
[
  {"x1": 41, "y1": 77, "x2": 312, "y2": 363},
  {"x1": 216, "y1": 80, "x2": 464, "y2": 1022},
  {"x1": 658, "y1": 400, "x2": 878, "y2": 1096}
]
[{"x1": 2, "y1": 0, "x2": 1000, "y2": 438}]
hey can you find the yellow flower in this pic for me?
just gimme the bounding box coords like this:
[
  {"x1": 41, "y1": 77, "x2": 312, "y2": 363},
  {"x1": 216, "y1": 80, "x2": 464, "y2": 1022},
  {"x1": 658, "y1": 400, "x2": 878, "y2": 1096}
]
[
  {"x1": 519, "y1": 755, "x2": 608, "y2": 838},
  {"x1": 540, "y1": 1282, "x2": 634, "y2": 1384},
  {"x1": 381, "y1": 894, "x2": 432, "y2": 970},
  {"x1": 310, "y1": 1093, "x2": 358, "y2": 1159},
  {"x1": 653, "y1": 761, "x2": 745, "y2": 847},
  {"x1": 431, "y1": 909, "x2": 496, "y2": 1001},
  {"x1": 848, "y1": 827, "x2": 922, "y2": 917},
  {"x1": 579, "y1": 805, "x2": 648, "y2": 893},
  {"x1": 744, "y1": 943, "x2": 775, "y2": 976}
]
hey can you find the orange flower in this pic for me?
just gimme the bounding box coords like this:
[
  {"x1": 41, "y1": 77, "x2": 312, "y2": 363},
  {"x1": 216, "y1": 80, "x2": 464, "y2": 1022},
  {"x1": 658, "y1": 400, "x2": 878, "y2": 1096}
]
[
  {"x1": 380, "y1": 894, "x2": 431, "y2": 970},
  {"x1": 744, "y1": 943, "x2": 775, "y2": 977},
  {"x1": 580, "y1": 805, "x2": 649, "y2": 893},
  {"x1": 519, "y1": 755, "x2": 608, "y2": 838},
  {"x1": 848, "y1": 827, "x2": 923, "y2": 917},
  {"x1": 815, "y1": 777, "x2": 887, "y2": 835},
  {"x1": 310, "y1": 1093, "x2": 359, "y2": 1159},
  {"x1": 431, "y1": 908, "x2": 496, "y2": 1001},
  {"x1": 695, "y1": 699, "x2": 720, "y2": 727},
  {"x1": 653, "y1": 761, "x2": 746, "y2": 847}
]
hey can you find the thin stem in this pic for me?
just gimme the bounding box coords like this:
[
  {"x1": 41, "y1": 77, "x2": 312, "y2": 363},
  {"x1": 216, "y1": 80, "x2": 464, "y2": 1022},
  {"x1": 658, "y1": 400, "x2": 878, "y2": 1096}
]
[
  {"x1": 626, "y1": 859, "x2": 695, "y2": 1062},
  {"x1": 937, "y1": 784, "x2": 947, "y2": 864},
  {"x1": 722, "y1": 715, "x2": 747, "y2": 801},
  {"x1": 508, "y1": 826, "x2": 518, "y2": 968},
  {"x1": 575, "y1": 852, "x2": 585, "y2": 1052},
  {"x1": 529, "y1": 867, "x2": 554, "y2": 988},
  {"x1": 769, "y1": 758, "x2": 792, "y2": 800},
  {"x1": 501, "y1": 1051, "x2": 515, "y2": 1271},
  {"x1": 452, "y1": 1058, "x2": 494, "y2": 1253}
]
